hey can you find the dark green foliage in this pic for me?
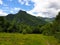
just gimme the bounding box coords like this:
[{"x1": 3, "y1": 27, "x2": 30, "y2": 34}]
[
  {"x1": 0, "y1": 10, "x2": 60, "y2": 36},
  {"x1": 51, "y1": 12, "x2": 60, "y2": 33},
  {"x1": 6, "y1": 10, "x2": 46, "y2": 26},
  {"x1": 0, "y1": 16, "x2": 10, "y2": 32},
  {"x1": 54, "y1": 32, "x2": 60, "y2": 43},
  {"x1": 0, "y1": 10, "x2": 47, "y2": 34},
  {"x1": 54, "y1": 12, "x2": 60, "y2": 32},
  {"x1": 0, "y1": 10, "x2": 47, "y2": 33},
  {"x1": 55, "y1": 12, "x2": 60, "y2": 21},
  {"x1": 40, "y1": 23, "x2": 53, "y2": 35},
  {"x1": 32, "y1": 25, "x2": 42, "y2": 34},
  {"x1": 53, "y1": 12, "x2": 60, "y2": 42},
  {"x1": 0, "y1": 10, "x2": 60, "y2": 43},
  {"x1": 40, "y1": 12, "x2": 60, "y2": 36}
]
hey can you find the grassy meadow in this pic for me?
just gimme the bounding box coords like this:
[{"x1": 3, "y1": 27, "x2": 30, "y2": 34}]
[{"x1": 0, "y1": 33, "x2": 60, "y2": 45}]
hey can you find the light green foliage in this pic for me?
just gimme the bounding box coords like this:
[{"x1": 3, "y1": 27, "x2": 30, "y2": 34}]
[{"x1": 0, "y1": 33, "x2": 60, "y2": 45}]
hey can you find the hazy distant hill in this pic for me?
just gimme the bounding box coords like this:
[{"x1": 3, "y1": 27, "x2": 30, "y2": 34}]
[{"x1": 37, "y1": 16, "x2": 55, "y2": 22}]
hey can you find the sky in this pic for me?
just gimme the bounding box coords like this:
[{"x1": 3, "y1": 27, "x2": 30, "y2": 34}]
[{"x1": 0, "y1": 0, "x2": 60, "y2": 18}]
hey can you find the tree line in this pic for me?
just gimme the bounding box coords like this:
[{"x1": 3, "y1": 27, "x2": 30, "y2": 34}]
[{"x1": 0, "y1": 12, "x2": 60, "y2": 35}]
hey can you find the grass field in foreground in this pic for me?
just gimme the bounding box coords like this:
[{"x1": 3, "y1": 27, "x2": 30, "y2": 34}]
[{"x1": 0, "y1": 33, "x2": 60, "y2": 45}]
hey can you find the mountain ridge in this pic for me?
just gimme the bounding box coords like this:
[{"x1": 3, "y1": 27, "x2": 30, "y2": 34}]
[{"x1": 5, "y1": 10, "x2": 48, "y2": 26}]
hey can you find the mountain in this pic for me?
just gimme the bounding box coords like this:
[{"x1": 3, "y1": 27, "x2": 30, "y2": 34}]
[
  {"x1": 43, "y1": 18, "x2": 55, "y2": 22},
  {"x1": 5, "y1": 10, "x2": 47, "y2": 26},
  {"x1": 37, "y1": 16, "x2": 55, "y2": 22}
]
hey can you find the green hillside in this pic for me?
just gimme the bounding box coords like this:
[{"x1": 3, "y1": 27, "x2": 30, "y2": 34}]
[
  {"x1": 0, "y1": 11, "x2": 60, "y2": 45},
  {"x1": 0, "y1": 33, "x2": 60, "y2": 45},
  {"x1": 6, "y1": 10, "x2": 47, "y2": 26}
]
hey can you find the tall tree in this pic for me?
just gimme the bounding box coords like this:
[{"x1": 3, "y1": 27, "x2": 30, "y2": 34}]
[
  {"x1": 0, "y1": 16, "x2": 9, "y2": 32},
  {"x1": 55, "y1": 12, "x2": 60, "y2": 32}
]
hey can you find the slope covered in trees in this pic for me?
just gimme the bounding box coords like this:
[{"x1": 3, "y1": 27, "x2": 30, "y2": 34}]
[
  {"x1": 40, "y1": 12, "x2": 60, "y2": 35},
  {"x1": 0, "y1": 10, "x2": 60, "y2": 35},
  {"x1": 53, "y1": 12, "x2": 60, "y2": 42},
  {"x1": 0, "y1": 10, "x2": 60, "y2": 43},
  {"x1": 0, "y1": 10, "x2": 47, "y2": 33},
  {"x1": 6, "y1": 10, "x2": 47, "y2": 26}
]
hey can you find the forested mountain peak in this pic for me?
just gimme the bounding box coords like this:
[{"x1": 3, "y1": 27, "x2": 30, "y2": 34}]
[
  {"x1": 18, "y1": 10, "x2": 27, "y2": 14},
  {"x1": 5, "y1": 10, "x2": 47, "y2": 26}
]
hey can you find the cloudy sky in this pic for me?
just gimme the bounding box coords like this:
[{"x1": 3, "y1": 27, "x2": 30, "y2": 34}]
[{"x1": 0, "y1": 0, "x2": 60, "y2": 18}]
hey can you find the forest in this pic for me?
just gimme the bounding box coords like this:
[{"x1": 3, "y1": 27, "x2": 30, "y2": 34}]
[{"x1": 0, "y1": 10, "x2": 60, "y2": 42}]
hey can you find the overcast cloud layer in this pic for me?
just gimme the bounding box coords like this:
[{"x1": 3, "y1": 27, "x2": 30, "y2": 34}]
[
  {"x1": 0, "y1": 0, "x2": 60, "y2": 18},
  {"x1": 27, "y1": 0, "x2": 60, "y2": 18}
]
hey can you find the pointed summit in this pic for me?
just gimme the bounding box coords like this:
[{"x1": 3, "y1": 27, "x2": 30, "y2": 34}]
[
  {"x1": 6, "y1": 10, "x2": 46, "y2": 26},
  {"x1": 18, "y1": 10, "x2": 27, "y2": 14}
]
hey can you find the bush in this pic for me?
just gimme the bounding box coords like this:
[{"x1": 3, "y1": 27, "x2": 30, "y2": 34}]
[{"x1": 54, "y1": 32, "x2": 60, "y2": 43}]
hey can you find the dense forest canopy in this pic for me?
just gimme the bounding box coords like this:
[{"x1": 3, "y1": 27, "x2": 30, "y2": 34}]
[{"x1": 0, "y1": 10, "x2": 60, "y2": 34}]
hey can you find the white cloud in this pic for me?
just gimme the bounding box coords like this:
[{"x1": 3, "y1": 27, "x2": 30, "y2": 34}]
[
  {"x1": 0, "y1": 9, "x2": 8, "y2": 16},
  {"x1": 18, "y1": 0, "x2": 30, "y2": 6},
  {"x1": 10, "y1": 7, "x2": 21, "y2": 13},
  {"x1": 27, "y1": 0, "x2": 60, "y2": 18},
  {"x1": 10, "y1": 10, "x2": 14, "y2": 13},
  {"x1": 0, "y1": 0, "x2": 8, "y2": 6},
  {"x1": 14, "y1": 8, "x2": 21, "y2": 11},
  {"x1": 0, "y1": 0, "x2": 3, "y2": 5}
]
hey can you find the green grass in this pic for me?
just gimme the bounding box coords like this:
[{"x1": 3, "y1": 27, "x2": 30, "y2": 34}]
[
  {"x1": 54, "y1": 32, "x2": 60, "y2": 42},
  {"x1": 0, "y1": 33, "x2": 60, "y2": 45}
]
